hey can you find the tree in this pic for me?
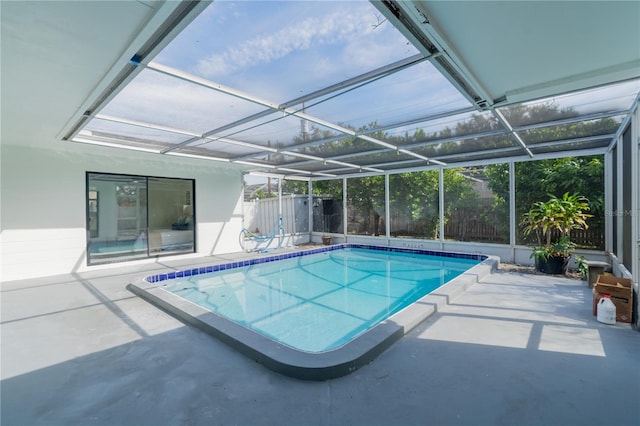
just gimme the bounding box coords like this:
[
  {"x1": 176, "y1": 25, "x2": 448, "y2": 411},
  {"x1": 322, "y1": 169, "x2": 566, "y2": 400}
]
[
  {"x1": 389, "y1": 170, "x2": 439, "y2": 238},
  {"x1": 487, "y1": 155, "x2": 604, "y2": 248},
  {"x1": 347, "y1": 175, "x2": 385, "y2": 235}
]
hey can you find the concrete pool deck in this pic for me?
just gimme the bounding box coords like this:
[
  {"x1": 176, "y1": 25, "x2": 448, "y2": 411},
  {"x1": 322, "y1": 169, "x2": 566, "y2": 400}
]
[{"x1": 2, "y1": 249, "x2": 639, "y2": 425}]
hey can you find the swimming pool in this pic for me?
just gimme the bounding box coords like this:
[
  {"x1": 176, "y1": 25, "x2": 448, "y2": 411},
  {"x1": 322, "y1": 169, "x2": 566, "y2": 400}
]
[{"x1": 129, "y1": 244, "x2": 496, "y2": 380}]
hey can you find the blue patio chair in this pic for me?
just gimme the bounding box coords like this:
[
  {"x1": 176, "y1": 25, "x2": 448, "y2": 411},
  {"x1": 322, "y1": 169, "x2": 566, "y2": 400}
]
[{"x1": 239, "y1": 217, "x2": 285, "y2": 252}]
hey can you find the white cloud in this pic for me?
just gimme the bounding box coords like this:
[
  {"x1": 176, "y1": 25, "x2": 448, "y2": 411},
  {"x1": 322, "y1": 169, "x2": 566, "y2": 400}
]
[{"x1": 195, "y1": 6, "x2": 379, "y2": 78}]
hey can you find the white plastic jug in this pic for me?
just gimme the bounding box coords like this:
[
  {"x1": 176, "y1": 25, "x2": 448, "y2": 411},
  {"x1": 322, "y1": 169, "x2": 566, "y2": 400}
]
[{"x1": 597, "y1": 296, "x2": 616, "y2": 324}]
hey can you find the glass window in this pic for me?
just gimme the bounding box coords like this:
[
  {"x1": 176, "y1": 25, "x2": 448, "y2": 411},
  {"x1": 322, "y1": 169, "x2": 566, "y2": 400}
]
[
  {"x1": 87, "y1": 173, "x2": 194, "y2": 265},
  {"x1": 312, "y1": 179, "x2": 343, "y2": 234},
  {"x1": 443, "y1": 167, "x2": 509, "y2": 244},
  {"x1": 389, "y1": 171, "x2": 439, "y2": 239},
  {"x1": 346, "y1": 176, "x2": 385, "y2": 236}
]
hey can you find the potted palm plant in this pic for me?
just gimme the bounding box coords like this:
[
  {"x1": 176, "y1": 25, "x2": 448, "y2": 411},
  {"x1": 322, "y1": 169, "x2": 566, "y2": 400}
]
[{"x1": 520, "y1": 192, "x2": 592, "y2": 274}]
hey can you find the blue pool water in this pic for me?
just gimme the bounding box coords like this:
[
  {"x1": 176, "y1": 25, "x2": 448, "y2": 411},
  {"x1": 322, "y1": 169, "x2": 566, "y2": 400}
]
[{"x1": 160, "y1": 246, "x2": 480, "y2": 352}]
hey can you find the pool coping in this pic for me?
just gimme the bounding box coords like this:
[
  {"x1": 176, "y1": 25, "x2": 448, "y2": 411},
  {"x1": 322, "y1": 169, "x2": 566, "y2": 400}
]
[{"x1": 127, "y1": 244, "x2": 499, "y2": 381}]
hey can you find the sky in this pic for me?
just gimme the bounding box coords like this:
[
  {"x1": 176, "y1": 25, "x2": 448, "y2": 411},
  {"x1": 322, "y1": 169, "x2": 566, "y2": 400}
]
[{"x1": 158, "y1": 1, "x2": 419, "y2": 98}]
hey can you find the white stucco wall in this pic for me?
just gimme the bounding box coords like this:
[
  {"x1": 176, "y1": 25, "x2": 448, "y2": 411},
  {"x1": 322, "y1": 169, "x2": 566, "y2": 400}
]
[{"x1": 0, "y1": 142, "x2": 246, "y2": 281}]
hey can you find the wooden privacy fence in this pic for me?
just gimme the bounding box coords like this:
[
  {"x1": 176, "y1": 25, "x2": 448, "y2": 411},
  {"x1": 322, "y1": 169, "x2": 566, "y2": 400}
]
[
  {"x1": 445, "y1": 207, "x2": 604, "y2": 248},
  {"x1": 568, "y1": 229, "x2": 605, "y2": 249},
  {"x1": 444, "y1": 206, "x2": 508, "y2": 244},
  {"x1": 442, "y1": 206, "x2": 605, "y2": 248},
  {"x1": 309, "y1": 198, "x2": 605, "y2": 249},
  {"x1": 519, "y1": 228, "x2": 605, "y2": 250}
]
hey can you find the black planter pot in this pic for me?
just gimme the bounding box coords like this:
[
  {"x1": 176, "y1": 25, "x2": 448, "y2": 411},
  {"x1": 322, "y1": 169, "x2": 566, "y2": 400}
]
[{"x1": 535, "y1": 255, "x2": 570, "y2": 275}]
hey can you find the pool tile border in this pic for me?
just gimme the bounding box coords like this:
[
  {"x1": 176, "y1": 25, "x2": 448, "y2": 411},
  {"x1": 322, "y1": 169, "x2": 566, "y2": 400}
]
[{"x1": 145, "y1": 244, "x2": 488, "y2": 284}]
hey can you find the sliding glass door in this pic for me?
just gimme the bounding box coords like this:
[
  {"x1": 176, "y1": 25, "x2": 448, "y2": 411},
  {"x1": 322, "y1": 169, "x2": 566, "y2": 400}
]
[
  {"x1": 87, "y1": 172, "x2": 194, "y2": 265},
  {"x1": 148, "y1": 177, "x2": 194, "y2": 255}
]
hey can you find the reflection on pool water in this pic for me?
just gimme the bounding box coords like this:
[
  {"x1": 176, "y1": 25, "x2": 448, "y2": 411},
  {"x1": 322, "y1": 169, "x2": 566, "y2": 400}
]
[{"x1": 161, "y1": 246, "x2": 481, "y2": 352}]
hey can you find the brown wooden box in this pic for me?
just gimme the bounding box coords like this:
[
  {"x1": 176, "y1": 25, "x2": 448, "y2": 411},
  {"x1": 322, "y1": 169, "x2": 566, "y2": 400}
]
[{"x1": 592, "y1": 274, "x2": 633, "y2": 323}]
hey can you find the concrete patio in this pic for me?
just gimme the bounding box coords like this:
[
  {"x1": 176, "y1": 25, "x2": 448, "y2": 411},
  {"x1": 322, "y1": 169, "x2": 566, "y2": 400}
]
[{"x1": 2, "y1": 252, "x2": 639, "y2": 426}]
